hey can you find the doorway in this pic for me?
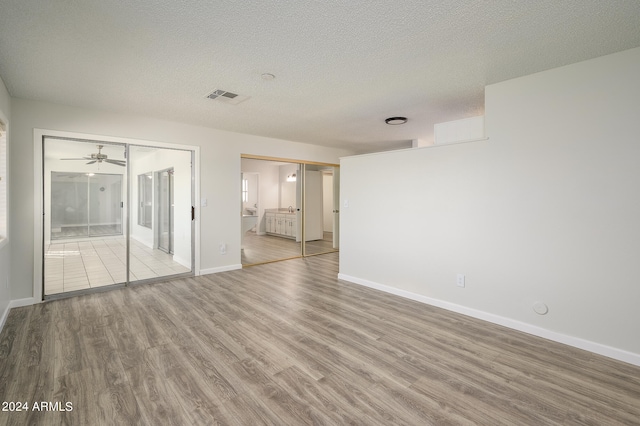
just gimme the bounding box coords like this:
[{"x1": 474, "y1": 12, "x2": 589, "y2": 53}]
[{"x1": 42, "y1": 136, "x2": 195, "y2": 298}]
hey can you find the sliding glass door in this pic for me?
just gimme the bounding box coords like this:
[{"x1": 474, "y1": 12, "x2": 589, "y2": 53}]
[
  {"x1": 50, "y1": 172, "x2": 124, "y2": 240},
  {"x1": 44, "y1": 139, "x2": 127, "y2": 295},
  {"x1": 89, "y1": 173, "x2": 123, "y2": 237},
  {"x1": 50, "y1": 172, "x2": 90, "y2": 240},
  {"x1": 43, "y1": 137, "x2": 194, "y2": 298},
  {"x1": 129, "y1": 147, "x2": 192, "y2": 283}
]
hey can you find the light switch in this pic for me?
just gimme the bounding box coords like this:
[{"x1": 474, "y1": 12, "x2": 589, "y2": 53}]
[{"x1": 201, "y1": 198, "x2": 208, "y2": 207}]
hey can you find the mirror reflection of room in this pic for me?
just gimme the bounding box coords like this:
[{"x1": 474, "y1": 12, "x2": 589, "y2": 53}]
[
  {"x1": 241, "y1": 158, "x2": 338, "y2": 266},
  {"x1": 303, "y1": 164, "x2": 338, "y2": 256}
]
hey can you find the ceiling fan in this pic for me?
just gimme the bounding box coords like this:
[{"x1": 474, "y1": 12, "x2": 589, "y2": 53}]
[{"x1": 61, "y1": 144, "x2": 126, "y2": 167}]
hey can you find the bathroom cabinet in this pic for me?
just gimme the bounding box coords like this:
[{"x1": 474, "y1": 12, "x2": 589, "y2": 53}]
[{"x1": 265, "y1": 211, "x2": 297, "y2": 239}]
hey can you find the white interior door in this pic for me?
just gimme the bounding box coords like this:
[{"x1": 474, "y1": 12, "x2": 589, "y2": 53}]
[{"x1": 303, "y1": 169, "x2": 324, "y2": 241}]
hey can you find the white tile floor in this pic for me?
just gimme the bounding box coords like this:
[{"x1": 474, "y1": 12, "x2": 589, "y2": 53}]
[{"x1": 45, "y1": 237, "x2": 190, "y2": 295}]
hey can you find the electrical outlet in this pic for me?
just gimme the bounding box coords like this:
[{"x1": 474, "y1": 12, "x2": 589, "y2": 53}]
[
  {"x1": 219, "y1": 243, "x2": 227, "y2": 255},
  {"x1": 456, "y1": 274, "x2": 465, "y2": 288},
  {"x1": 533, "y1": 302, "x2": 549, "y2": 315}
]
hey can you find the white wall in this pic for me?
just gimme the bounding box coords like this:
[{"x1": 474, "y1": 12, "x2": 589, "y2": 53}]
[
  {"x1": 339, "y1": 47, "x2": 640, "y2": 365},
  {"x1": 279, "y1": 164, "x2": 298, "y2": 209},
  {"x1": 241, "y1": 158, "x2": 281, "y2": 234},
  {"x1": 0, "y1": 75, "x2": 11, "y2": 327},
  {"x1": 9, "y1": 98, "x2": 353, "y2": 299}
]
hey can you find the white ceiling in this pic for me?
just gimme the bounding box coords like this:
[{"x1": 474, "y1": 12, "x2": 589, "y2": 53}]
[{"x1": 1, "y1": 1, "x2": 640, "y2": 153}]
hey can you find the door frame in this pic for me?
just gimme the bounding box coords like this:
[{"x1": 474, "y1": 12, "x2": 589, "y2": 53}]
[
  {"x1": 33, "y1": 128, "x2": 200, "y2": 302},
  {"x1": 156, "y1": 167, "x2": 174, "y2": 254}
]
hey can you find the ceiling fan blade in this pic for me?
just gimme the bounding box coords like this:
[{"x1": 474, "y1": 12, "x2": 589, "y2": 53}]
[
  {"x1": 86, "y1": 160, "x2": 97, "y2": 165},
  {"x1": 60, "y1": 158, "x2": 90, "y2": 160},
  {"x1": 105, "y1": 159, "x2": 126, "y2": 166}
]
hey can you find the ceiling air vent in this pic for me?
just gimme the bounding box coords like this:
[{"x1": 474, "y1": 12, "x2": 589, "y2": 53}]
[{"x1": 205, "y1": 89, "x2": 250, "y2": 105}]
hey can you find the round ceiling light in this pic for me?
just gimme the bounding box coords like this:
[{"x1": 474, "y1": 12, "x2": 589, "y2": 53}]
[
  {"x1": 261, "y1": 73, "x2": 276, "y2": 81},
  {"x1": 385, "y1": 116, "x2": 407, "y2": 125}
]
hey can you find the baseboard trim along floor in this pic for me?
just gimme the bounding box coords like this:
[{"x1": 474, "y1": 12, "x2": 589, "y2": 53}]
[{"x1": 337, "y1": 273, "x2": 640, "y2": 367}]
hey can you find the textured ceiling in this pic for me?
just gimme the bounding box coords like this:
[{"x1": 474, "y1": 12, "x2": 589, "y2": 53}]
[{"x1": 1, "y1": 1, "x2": 640, "y2": 153}]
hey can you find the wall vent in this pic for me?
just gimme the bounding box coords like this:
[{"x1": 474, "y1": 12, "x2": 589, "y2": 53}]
[{"x1": 205, "y1": 89, "x2": 250, "y2": 105}]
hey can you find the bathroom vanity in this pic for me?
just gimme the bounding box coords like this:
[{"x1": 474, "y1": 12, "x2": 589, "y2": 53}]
[{"x1": 265, "y1": 209, "x2": 297, "y2": 239}]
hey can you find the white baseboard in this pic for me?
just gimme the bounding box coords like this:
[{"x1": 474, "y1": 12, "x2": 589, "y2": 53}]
[
  {"x1": 0, "y1": 302, "x2": 10, "y2": 335},
  {"x1": 130, "y1": 233, "x2": 153, "y2": 249},
  {"x1": 199, "y1": 264, "x2": 242, "y2": 275},
  {"x1": 0, "y1": 297, "x2": 37, "y2": 334},
  {"x1": 10, "y1": 297, "x2": 36, "y2": 309},
  {"x1": 172, "y1": 255, "x2": 191, "y2": 270},
  {"x1": 337, "y1": 273, "x2": 640, "y2": 367}
]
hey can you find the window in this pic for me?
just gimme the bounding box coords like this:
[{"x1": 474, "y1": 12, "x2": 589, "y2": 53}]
[
  {"x1": 138, "y1": 172, "x2": 152, "y2": 228},
  {"x1": 242, "y1": 178, "x2": 248, "y2": 203},
  {"x1": 0, "y1": 119, "x2": 6, "y2": 243}
]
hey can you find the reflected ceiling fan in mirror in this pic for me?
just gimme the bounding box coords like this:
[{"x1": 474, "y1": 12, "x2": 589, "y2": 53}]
[{"x1": 60, "y1": 144, "x2": 126, "y2": 167}]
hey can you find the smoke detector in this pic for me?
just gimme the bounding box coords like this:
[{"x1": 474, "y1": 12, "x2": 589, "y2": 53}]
[{"x1": 205, "y1": 89, "x2": 250, "y2": 105}]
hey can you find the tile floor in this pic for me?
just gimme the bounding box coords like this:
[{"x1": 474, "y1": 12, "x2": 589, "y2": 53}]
[{"x1": 45, "y1": 237, "x2": 190, "y2": 295}]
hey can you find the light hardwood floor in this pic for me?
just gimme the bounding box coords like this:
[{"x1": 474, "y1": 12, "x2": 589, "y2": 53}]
[
  {"x1": 1, "y1": 252, "x2": 639, "y2": 425},
  {"x1": 241, "y1": 231, "x2": 336, "y2": 265}
]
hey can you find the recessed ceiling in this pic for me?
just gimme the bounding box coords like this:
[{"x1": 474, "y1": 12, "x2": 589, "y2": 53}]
[{"x1": 1, "y1": 1, "x2": 639, "y2": 153}]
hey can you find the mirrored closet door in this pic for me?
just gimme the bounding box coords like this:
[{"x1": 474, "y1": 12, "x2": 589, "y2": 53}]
[
  {"x1": 240, "y1": 156, "x2": 339, "y2": 267},
  {"x1": 302, "y1": 164, "x2": 340, "y2": 256}
]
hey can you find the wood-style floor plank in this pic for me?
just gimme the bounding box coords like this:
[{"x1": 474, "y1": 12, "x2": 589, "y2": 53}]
[
  {"x1": 124, "y1": 346, "x2": 194, "y2": 426},
  {"x1": 1, "y1": 252, "x2": 640, "y2": 425}
]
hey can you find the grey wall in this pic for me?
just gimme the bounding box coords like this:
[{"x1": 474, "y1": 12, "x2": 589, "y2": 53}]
[
  {"x1": 9, "y1": 98, "x2": 353, "y2": 300},
  {"x1": 339, "y1": 47, "x2": 640, "y2": 364}
]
